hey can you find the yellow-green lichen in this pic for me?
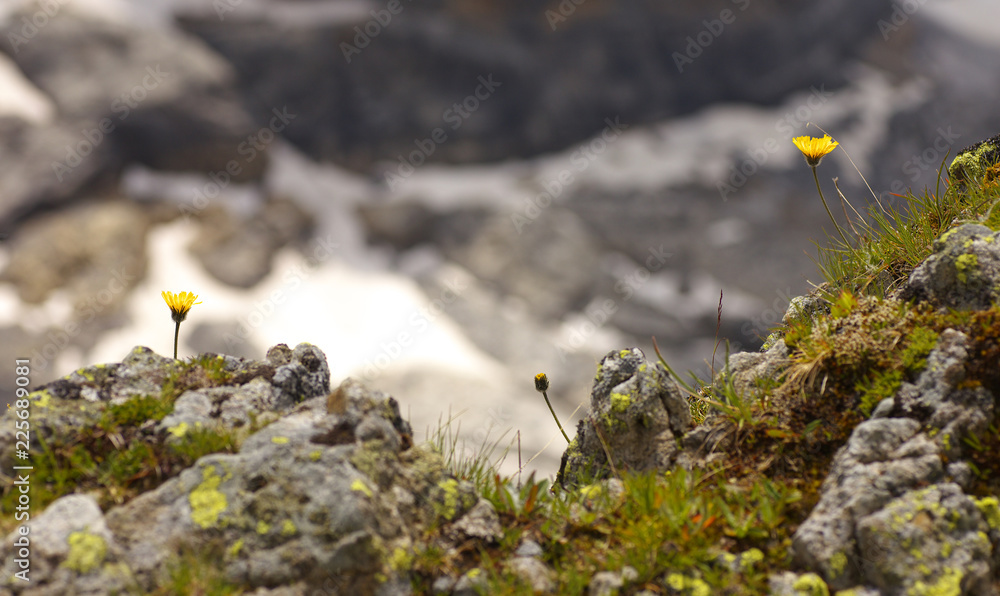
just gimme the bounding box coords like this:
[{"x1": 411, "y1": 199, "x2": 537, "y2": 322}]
[
  {"x1": 63, "y1": 531, "x2": 108, "y2": 574},
  {"x1": 189, "y1": 464, "x2": 229, "y2": 529},
  {"x1": 610, "y1": 392, "x2": 631, "y2": 413},
  {"x1": 168, "y1": 422, "x2": 190, "y2": 438},
  {"x1": 437, "y1": 478, "x2": 460, "y2": 520},
  {"x1": 309, "y1": 450, "x2": 322, "y2": 462},
  {"x1": 829, "y1": 551, "x2": 848, "y2": 578},
  {"x1": 906, "y1": 567, "x2": 962, "y2": 596},
  {"x1": 281, "y1": 519, "x2": 297, "y2": 536},
  {"x1": 665, "y1": 572, "x2": 710, "y2": 596},
  {"x1": 955, "y1": 253, "x2": 978, "y2": 284},
  {"x1": 390, "y1": 546, "x2": 413, "y2": 571},
  {"x1": 792, "y1": 572, "x2": 830, "y2": 596},
  {"x1": 256, "y1": 520, "x2": 271, "y2": 535},
  {"x1": 975, "y1": 496, "x2": 1000, "y2": 530},
  {"x1": 227, "y1": 538, "x2": 244, "y2": 558},
  {"x1": 351, "y1": 478, "x2": 374, "y2": 498},
  {"x1": 579, "y1": 483, "x2": 602, "y2": 500},
  {"x1": 271, "y1": 436, "x2": 290, "y2": 444},
  {"x1": 32, "y1": 389, "x2": 52, "y2": 409},
  {"x1": 740, "y1": 548, "x2": 764, "y2": 570},
  {"x1": 949, "y1": 142, "x2": 998, "y2": 187}
]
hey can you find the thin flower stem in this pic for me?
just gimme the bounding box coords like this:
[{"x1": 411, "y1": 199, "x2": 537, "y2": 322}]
[
  {"x1": 812, "y1": 165, "x2": 852, "y2": 247},
  {"x1": 542, "y1": 389, "x2": 571, "y2": 444},
  {"x1": 173, "y1": 320, "x2": 181, "y2": 360}
]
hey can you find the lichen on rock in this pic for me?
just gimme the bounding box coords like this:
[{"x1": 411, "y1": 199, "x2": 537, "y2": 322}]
[{"x1": 557, "y1": 347, "x2": 691, "y2": 487}]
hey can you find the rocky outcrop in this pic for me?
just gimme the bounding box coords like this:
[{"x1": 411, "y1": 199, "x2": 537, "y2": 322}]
[
  {"x1": 557, "y1": 347, "x2": 691, "y2": 487},
  {"x1": 897, "y1": 224, "x2": 1000, "y2": 311},
  {"x1": 0, "y1": 343, "x2": 495, "y2": 595}
]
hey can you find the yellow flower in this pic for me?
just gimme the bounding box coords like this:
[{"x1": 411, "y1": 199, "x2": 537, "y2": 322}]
[
  {"x1": 792, "y1": 134, "x2": 839, "y2": 167},
  {"x1": 162, "y1": 291, "x2": 201, "y2": 324}
]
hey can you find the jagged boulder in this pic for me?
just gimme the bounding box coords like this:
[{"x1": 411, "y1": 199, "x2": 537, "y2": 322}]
[
  {"x1": 898, "y1": 224, "x2": 1000, "y2": 311},
  {"x1": 791, "y1": 329, "x2": 996, "y2": 592},
  {"x1": 0, "y1": 344, "x2": 493, "y2": 595},
  {"x1": 557, "y1": 348, "x2": 691, "y2": 487}
]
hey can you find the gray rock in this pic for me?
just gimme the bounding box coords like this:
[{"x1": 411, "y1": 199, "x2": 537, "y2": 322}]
[
  {"x1": 0, "y1": 494, "x2": 133, "y2": 594},
  {"x1": 1, "y1": 200, "x2": 150, "y2": 306},
  {"x1": 271, "y1": 343, "x2": 332, "y2": 406},
  {"x1": 589, "y1": 566, "x2": 638, "y2": 596},
  {"x1": 894, "y1": 329, "x2": 994, "y2": 460},
  {"x1": 856, "y1": 483, "x2": 992, "y2": 595},
  {"x1": 452, "y1": 499, "x2": 501, "y2": 542},
  {"x1": 446, "y1": 208, "x2": 607, "y2": 320},
  {"x1": 507, "y1": 557, "x2": 555, "y2": 593},
  {"x1": 558, "y1": 348, "x2": 691, "y2": 487},
  {"x1": 791, "y1": 418, "x2": 942, "y2": 589},
  {"x1": 431, "y1": 575, "x2": 457, "y2": 594},
  {"x1": 98, "y1": 376, "x2": 456, "y2": 593},
  {"x1": 177, "y1": 1, "x2": 890, "y2": 169},
  {"x1": 188, "y1": 198, "x2": 313, "y2": 288},
  {"x1": 767, "y1": 571, "x2": 834, "y2": 596},
  {"x1": 453, "y1": 568, "x2": 487, "y2": 596},
  {"x1": 717, "y1": 339, "x2": 790, "y2": 401},
  {"x1": 791, "y1": 328, "x2": 997, "y2": 591},
  {"x1": 0, "y1": 117, "x2": 119, "y2": 233},
  {"x1": 898, "y1": 224, "x2": 1000, "y2": 311},
  {"x1": 2, "y1": 9, "x2": 264, "y2": 178},
  {"x1": 514, "y1": 538, "x2": 544, "y2": 558}
]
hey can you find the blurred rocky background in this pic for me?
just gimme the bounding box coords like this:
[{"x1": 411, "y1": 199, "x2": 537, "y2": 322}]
[{"x1": 2, "y1": 0, "x2": 999, "y2": 476}]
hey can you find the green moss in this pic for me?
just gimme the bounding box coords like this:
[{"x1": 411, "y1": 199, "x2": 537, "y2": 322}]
[
  {"x1": 62, "y1": 531, "x2": 107, "y2": 574},
  {"x1": 189, "y1": 464, "x2": 229, "y2": 529}
]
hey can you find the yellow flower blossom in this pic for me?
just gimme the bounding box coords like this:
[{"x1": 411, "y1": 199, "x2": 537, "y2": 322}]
[
  {"x1": 792, "y1": 134, "x2": 839, "y2": 167},
  {"x1": 162, "y1": 290, "x2": 201, "y2": 359},
  {"x1": 162, "y1": 291, "x2": 201, "y2": 323}
]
